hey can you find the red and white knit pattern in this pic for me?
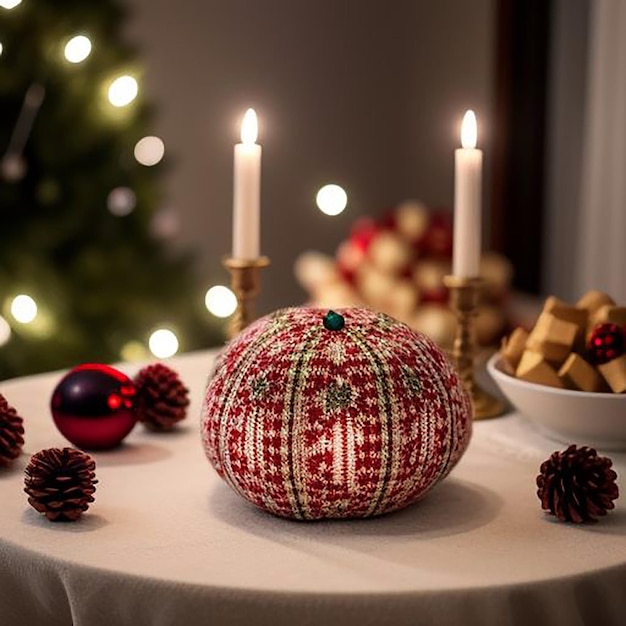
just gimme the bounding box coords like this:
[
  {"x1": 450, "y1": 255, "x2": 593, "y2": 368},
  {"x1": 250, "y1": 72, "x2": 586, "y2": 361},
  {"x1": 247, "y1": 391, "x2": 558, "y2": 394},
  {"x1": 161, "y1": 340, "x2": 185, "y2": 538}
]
[{"x1": 201, "y1": 307, "x2": 472, "y2": 520}]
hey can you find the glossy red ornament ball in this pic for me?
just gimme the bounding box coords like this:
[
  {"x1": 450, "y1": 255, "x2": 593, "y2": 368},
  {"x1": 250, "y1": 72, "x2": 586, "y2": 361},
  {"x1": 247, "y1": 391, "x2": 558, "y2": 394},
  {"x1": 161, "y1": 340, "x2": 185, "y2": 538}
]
[
  {"x1": 588, "y1": 323, "x2": 625, "y2": 365},
  {"x1": 51, "y1": 364, "x2": 137, "y2": 450}
]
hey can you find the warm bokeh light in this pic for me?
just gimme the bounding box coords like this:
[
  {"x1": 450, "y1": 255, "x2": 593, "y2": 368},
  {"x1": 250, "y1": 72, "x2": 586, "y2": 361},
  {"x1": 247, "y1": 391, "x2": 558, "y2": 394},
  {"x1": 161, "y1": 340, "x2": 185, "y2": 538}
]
[
  {"x1": 10, "y1": 294, "x2": 38, "y2": 324},
  {"x1": 205, "y1": 285, "x2": 237, "y2": 318},
  {"x1": 240, "y1": 108, "x2": 258, "y2": 144},
  {"x1": 107, "y1": 187, "x2": 136, "y2": 216},
  {"x1": 0, "y1": 43, "x2": 4, "y2": 56},
  {"x1": 64, "y1": 35, "x2": 92, "y2": 63},
  {"x1": 134, "y1": 136, "x2": 165, "y2": 166},
  {"x1": 120, "y1": 340, "x2": 150, "y2": 362},
  {"x1": 0, "y1": 0, "x2": 22, "y2": 9},
  {"x1": 0, "y1": 316, "x2": 11, "y2": 346},
  {"x1": 461, "y1": 110, "x2": 477, "y2": 149},
  {"x1": 148, "y1": 328, "x2": 179, "y2": 358},
  {"x1": 316, "y1": 184, "x2": 348, "y2": 216},
  {"x1": 107, "y1": 75, "x2": 138, "y2": 107}
]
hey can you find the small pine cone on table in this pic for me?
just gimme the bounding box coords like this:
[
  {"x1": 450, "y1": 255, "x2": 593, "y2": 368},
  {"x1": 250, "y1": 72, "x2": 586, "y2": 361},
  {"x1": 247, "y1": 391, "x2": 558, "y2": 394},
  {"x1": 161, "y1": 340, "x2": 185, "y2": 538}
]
[
  {"x1": 0, "y1": 393, "x2": 25, "y2": 467},
  {"x1": 134, "y1": 363, "x2": 190, "y2": 431},
  {"x1": 24, "y1": 448, "x2": 97, "y2": 522},
  {"x1": 537, "y1": 444, "x2": 619, "y2": 523}
]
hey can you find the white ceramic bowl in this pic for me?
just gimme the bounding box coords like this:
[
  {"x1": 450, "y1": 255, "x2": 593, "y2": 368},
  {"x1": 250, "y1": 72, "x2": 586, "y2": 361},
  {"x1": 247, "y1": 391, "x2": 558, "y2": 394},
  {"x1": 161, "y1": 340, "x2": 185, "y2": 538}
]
[{"x1": 487, "y1": 353, "x2": 626, "y2": 451}]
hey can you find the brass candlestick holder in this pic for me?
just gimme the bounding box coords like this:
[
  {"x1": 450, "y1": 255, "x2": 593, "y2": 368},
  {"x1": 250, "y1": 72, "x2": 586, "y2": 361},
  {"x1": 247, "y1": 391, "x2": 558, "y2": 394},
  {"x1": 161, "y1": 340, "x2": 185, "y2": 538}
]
[
  {"x1": 223, "y1": 256, "x2": 270, "y2": 338},
  {"x1": 443, "y1": 275, "x2": 505, "y2": 420}
]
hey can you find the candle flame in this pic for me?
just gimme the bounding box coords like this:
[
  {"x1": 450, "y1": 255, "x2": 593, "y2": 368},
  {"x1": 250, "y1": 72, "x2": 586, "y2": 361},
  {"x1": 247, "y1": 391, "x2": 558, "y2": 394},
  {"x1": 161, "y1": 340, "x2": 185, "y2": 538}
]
[
  {"x1": 461, "y1": 110, "x2": 477, "y2": 149},
  {"x1": 240, "y1": 108, "x2": 258, "y2": 145}
]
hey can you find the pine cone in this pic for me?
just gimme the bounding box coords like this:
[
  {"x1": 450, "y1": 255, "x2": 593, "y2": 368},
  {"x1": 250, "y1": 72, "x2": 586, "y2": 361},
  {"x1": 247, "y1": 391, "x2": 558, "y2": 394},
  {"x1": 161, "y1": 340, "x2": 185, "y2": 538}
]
[
  {"x1": 0, "y1": 393, "x2": 25, "y2": 467},
  {"x1": 24, "y1": 448, "x2": 97, "y2": 522},
  {"x1": 537, "y1": 444, "x2": 619, "y2": 523},
  {"x1": 134, "y1": 363, "x2": 190, "y2": 431}
]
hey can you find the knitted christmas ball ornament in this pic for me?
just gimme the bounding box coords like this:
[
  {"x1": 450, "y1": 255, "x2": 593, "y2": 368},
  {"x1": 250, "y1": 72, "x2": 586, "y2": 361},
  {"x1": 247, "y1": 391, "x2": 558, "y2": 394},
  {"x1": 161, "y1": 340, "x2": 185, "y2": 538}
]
[{"x1": 201, "y1": 307, "x2": 472, "y2": 520}]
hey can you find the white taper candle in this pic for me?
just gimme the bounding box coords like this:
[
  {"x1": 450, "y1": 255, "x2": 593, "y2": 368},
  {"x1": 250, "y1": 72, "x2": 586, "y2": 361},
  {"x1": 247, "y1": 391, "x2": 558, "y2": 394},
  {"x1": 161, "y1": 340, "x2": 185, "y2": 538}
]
[
  {"x1": 453, "y1": 110, "x2": 482, "y2": 277},
  {"x1": 233, "y1": 108, "x2": 261, "y2": 259}
]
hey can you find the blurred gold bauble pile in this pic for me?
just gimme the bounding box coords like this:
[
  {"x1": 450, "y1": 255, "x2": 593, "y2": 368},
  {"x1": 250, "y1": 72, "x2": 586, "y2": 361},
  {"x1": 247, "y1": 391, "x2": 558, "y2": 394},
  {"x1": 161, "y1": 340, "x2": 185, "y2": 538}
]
[{"x1": 295, "y1": 200, "x2": 513, "y2": 349}]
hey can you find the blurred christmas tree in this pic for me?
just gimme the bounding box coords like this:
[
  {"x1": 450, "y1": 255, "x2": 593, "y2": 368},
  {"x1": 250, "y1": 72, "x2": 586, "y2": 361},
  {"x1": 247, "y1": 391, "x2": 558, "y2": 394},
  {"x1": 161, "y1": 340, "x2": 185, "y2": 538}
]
[{"x1": 0, "y1": 0, "x2": 220, "y2": 379}]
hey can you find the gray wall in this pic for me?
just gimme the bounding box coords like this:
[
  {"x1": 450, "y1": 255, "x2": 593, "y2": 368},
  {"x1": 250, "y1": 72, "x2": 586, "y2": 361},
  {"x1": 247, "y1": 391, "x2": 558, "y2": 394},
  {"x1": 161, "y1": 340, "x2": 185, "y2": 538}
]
[{"x1": 127, "y1": 0, "x2": 494, "y2": 315}]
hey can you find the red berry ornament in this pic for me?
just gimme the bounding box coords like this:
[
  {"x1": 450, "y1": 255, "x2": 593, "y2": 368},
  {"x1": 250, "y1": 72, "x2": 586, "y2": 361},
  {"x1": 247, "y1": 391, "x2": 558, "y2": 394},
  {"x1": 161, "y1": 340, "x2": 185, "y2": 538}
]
[
  {"x1": 588, "y1": 323, "x2": 625, "y2": 365},
  {"x1": 51, "y1": 364, "x2": 137, "y2": 450},
  {"x1": 349, "y1": 217, "x2": 379, "y2": 253}
]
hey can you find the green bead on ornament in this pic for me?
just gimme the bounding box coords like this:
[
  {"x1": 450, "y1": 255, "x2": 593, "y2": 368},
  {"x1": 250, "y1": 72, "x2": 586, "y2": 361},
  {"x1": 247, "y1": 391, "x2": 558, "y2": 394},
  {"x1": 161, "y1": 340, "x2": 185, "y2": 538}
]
[{"x1": 323, "y1": 310, "x2": 345, "y2": 331}]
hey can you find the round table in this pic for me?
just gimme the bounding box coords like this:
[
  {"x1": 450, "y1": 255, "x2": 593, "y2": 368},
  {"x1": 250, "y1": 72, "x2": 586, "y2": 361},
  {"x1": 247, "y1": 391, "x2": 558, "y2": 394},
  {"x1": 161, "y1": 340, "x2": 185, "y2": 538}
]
[{"x1": 0, "y1": 350, "x2": 625, "y2": 626}]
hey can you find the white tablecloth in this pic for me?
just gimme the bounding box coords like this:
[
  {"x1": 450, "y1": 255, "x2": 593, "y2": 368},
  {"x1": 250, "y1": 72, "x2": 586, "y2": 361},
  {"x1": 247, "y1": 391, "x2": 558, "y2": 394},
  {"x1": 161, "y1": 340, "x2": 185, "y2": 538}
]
[{"x1": 0, "y1": 350, "x2": 625, "y2": 626}]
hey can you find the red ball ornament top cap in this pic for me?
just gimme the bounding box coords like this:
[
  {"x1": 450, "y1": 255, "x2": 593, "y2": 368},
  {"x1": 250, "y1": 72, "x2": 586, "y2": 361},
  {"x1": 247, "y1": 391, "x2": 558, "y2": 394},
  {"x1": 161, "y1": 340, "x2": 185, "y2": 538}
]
[{"x1": 202, "y1": 306, "x2": 472, "y2": 520}]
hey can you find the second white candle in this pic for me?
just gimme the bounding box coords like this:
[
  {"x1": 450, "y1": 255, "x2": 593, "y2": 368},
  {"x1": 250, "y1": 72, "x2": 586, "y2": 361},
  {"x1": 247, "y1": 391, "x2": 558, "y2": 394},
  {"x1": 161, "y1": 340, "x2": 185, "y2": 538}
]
[{"x1": 453, "y1": 110, "x2": 482, "y2": 278}]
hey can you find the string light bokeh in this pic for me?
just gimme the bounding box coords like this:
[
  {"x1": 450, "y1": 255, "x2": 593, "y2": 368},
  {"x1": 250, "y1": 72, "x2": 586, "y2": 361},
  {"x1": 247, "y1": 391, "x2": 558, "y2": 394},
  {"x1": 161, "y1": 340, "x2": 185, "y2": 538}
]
[
  {"x1": 0, "y1": 0, "x2": 22, "y2": 10},
  {"x1": 134, "y1": 136, "x2": 165, "y2": 166},
  {"x1": 10, "y1": 294, "x2": 38, "y2": 324},
  {"x1": 63, "y1": 35, "x2": 92, "y2": 64},
  {"x1": 316, "y1": 184, "x2": 348, "y2": 216},
  {"x1": 148, "y1": 328, "x2": 179, "y2": 359},
  {"x1": 205, "y1": 286, "x2": 237, "y2": 318},
  {"x1": 107, "y1": 75, "x2": 138, "y2": 107}
]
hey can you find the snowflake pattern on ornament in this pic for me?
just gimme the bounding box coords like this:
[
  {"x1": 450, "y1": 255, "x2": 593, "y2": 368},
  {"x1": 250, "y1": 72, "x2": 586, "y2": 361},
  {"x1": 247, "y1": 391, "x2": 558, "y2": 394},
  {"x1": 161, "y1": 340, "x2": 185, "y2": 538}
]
[
  {"x1": 325, "y1": 380, "x2": 354, "y2": 413},
  {"x1": 250, "y1": 375, "x2": 269, "y2": 400}
]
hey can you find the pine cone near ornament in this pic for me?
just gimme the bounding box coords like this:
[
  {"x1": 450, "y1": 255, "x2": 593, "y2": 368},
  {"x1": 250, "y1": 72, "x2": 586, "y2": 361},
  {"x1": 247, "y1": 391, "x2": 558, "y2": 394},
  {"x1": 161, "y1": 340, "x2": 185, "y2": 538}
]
[
  {"x1": 134, "y1": 363, "x2": 190, "y2": 431},
  {"x1": 537, "y1": 444, "x2": 619, "y2": 523},
  {"x1": 0, "y1": 394, "x2": 25, "y2": 467},
  {"x1": 24, "y1": 448, "x2": 97, "y2": 522}
]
